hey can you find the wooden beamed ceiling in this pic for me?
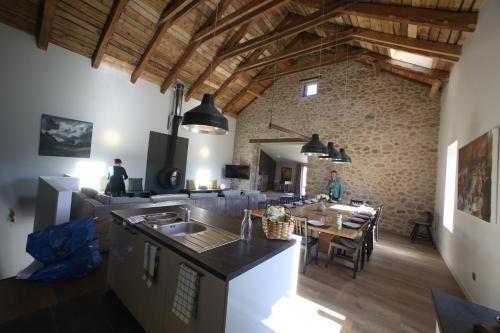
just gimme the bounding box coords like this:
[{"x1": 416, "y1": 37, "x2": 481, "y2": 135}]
[{"x1": 0, "y1": 0, "x2": 482, "y2": 115}]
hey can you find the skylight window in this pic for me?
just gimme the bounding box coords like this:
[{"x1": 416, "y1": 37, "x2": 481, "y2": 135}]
[
  {"x1": 390, "y1": 49, "x2": 433, "y2": 69},
  {"x1": 303, "y1": 80, "x2": 318, "y2": 97}
]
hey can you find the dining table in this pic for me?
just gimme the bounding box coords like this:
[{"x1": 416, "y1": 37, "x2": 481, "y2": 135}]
[{"x1": 251, "y1": 202, "x2": 374, "y2": 241}]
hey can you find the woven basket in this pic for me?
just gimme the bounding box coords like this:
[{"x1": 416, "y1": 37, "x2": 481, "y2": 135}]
[{"x1": 261, "y1": 207, "x2": 295, "y2": 240}]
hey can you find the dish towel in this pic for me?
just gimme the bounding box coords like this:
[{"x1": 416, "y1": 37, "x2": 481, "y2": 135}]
[
  {"x1": 142, "y1": 241, "x2": 159, "y2": 288},
  {"x1": 172, "y1": 263, "x2": 201, "y2": 324}
]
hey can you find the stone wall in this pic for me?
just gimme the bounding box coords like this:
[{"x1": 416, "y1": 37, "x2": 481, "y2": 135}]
[{"x1": 232, "y1": 61, "x2": 440, "y2": 235}]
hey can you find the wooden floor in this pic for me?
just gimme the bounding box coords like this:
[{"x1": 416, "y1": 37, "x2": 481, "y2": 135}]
[
  {"x1": 0, "y1": 232, "x2": 463, "y2": 332},
  {"x1": 297, "y1": 232, "x2": 464, "y2": 333}
]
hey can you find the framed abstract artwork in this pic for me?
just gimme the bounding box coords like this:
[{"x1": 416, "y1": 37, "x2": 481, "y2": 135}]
[
  {"x1": 39, "y1": 114, "x2": 93, "y2": 158},
  {"x1": 457, "y1": 128, "x2": 499, "y2": 223}
]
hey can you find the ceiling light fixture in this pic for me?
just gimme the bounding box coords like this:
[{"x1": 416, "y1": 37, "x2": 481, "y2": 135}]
[
  {"x1": 301, "y1": 0, "x2": 327, "y2": 157},
  {"x1": 181, "y1": 0, "x2": 228, "y2": 135},
  {"x1": 319, "y1": 142, "x2": 341, "y2": 161}
]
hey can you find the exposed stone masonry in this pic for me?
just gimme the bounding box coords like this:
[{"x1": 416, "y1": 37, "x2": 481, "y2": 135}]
[{"x1": 232, "y1": 61, "x2": 440, "y2": 235}]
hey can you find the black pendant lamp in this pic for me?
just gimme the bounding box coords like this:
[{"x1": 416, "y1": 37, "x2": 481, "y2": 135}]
[
  {"x1": 181, "y1": 1, "x2": 228, "y2": 135},
  {"x1": 319, "y1": 142, "x2": 341, "y2": 161},
  {"x1": 181, "y1": 94, "x2": 228, "y2": 135},
  {"x1": 301, "y1": 134, "x2": 328, "y2": 156},
  {"x1": 337, "y1": 148, "x2": 352, "y2": 164}
]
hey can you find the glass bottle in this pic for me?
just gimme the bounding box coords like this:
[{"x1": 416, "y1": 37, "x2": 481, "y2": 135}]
[
  {"x1": 241, "y1": 209, "x2": 252, "y2": 242},
  {"x1": 336, "y1": 213, "x2": 343, "y2": 230}
]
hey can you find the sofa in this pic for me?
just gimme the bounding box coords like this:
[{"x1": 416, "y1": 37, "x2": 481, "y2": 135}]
[{"x1": 70, "y1": 188, "x2": 266, "y2": 252}]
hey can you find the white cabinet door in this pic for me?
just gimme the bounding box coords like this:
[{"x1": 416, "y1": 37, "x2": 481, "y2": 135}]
[
  {"x1": 163, "y1": 251, "x2": 227, "y2": 333},
  {"x1": 108, "y1": 222, "x2": 170, "y2": 333},
  {"x1": 131, "y1": 232, "x2": 170, "y2": 333},
  {"x1": 108, "y1": 221, "x2": 144, "y2": 321}
]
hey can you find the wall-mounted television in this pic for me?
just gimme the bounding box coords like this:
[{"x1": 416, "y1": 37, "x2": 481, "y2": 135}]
[{"x1": 224, "y1": 165, "x2": 250, "y2": 179}]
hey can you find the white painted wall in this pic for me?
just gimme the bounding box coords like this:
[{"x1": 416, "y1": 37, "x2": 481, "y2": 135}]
[
  {"x1": 435, "y1": 0, "x2": 500, "y2": 310},
  {"x1": 0, "y1": 23, "x2": 235, "y2": 278}
]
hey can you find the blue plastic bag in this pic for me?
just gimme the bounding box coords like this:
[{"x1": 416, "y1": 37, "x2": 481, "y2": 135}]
[
  {"x1": 26, "y1": 217, "x2": 95, "y2": 263},
  {"x1": 27, "y1": 239, "x2": 102, "y2": 282}
]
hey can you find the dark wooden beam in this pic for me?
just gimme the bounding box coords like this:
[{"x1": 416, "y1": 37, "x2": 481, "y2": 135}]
[
  {"x1": 254, "y1": 47, "x2": 367, "y2": 81},
  {"x1": 131, "y1": 0, "x2": 199, "y2": 83},
  {"x1": 344, "y1": 3, "x2": 477, "y2": 32},
  {"x1": 184, "y1": 21, "x2": 252, "y2": 101},
  {"x1": 37, "y1": 0, "x2": 59, "y2": 50},
  {"x1": 92, "y1": 0, "x2": 129, "y2": 69},
  {"x1": 217, "y1": 0, "x2": 355, "y2": 59},
  {"x1": 225, "y1": 37, "x2": 303, "y2": 113},
  {"x1": 192, "y1": 0, "x2": 289, "y2": 43},
  {"x1": 360, "y1": 52, "x2": 449, "y2": 85},
  {"x1": 268, "y1": 123, "x2": 309, "y2": 139},
  {"x1": 295, "y1": 1, "x2": 477, "y2": 32},
  {"x1": 353, "y1": 28, "x2": 462, "y2": 62},
  {"x1": 213, "y1": 47, "x2": 266, "y2": 101},
  {"x1": 160, "y1": 0, "x2": 234, "y2": 93},
  {"x1": 236, "y1": 30, "x2": 353, "y2": 72},
  {"x1": 213, "y1": 14, "x2": 303, "y2": 101},
  {"x1": 249, "y1": 138, "x2": 308, "y2": 143}
]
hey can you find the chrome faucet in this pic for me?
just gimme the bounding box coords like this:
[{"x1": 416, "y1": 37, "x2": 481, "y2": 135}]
[{"x1": 179, "y1": 207, "x2": 191, "y2": 222}]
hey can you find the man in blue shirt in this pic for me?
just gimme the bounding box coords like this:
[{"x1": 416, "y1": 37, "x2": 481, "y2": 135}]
[{"x1": 325, "y1": 170, "x2": 343, "y2": 201}]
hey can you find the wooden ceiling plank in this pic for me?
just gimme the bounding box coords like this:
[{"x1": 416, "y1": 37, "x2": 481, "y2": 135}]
[
  {"x1": 193, "y1": 0, "x2": 289, "y2": 43},
  {"x1": 361, "y1": 52, "x2": 449, "y2": 82},
  {"x1": 218, "y1": 0, "x2": 357, "y2": 59},
  {"x1": 236, "y1": 29, "x2": 354, "y2": 72},
  {"x1": 343, "y1": 3, "x2": 477, "y2": 32},
  {"x1": 184, "y1": 20, "x2": 252, "y2": 101},
  {"x1": 212, "y1": 12, "x2": 301, "y2": 102},
  {"x1": 353, "y1": 28, "x2": 462, "y2": 62},
  {"x1": 213, "y1": 47, "x2": 266, "y2": 101},
  {"x1": 254, "y1": 47, "x2": 367, "y2": 81},
  {"x1": 92, "y1": 0, "x2": 129, "y2": 69},
  {"x1": 130, "y1": 0, "x2": 199, "y2": 84},
  {"x1": 38, "y1": 0, "x2": 59, "y2": 50},
  {"x1": 158, "y1": 0, "x2": 235, "y2": 93}
]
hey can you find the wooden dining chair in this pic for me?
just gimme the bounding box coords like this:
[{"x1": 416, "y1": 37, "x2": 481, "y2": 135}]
[
  {"x1": 410, "y1": 211, "x2": 436, "y2": 248},
  {"x1": 326, "y1": 232, "x2": 365, "y2": 279},
  {"x1": 366, "y1": 206, "x2": 383, "y2": 261},
  {"x1": 293, "y1": 216, "x2": 319, "y2": 274}
]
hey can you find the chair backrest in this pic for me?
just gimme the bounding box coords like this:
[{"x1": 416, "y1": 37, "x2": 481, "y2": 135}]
[
  {"x1": 371, "y1": 205, "x2": 383, "y2": 230},
  {"x1": 209, "y1": 179, "x2": 218, "y2": 189},
  {"x1": 128, "y1": 178, "x2": 143, "y2": 192},
  {"x1": 292, "y1": 216, "x2": 308, "y2": 238},
  {"x1": 350, "y1": 199, "x2": 364, "y2": 207},
  {"x1": 186, "y1": 179, "x2": 196, "y2": 191},
  {"x1": 425, "y1": 211, "x2": 433, "y2": 224}
]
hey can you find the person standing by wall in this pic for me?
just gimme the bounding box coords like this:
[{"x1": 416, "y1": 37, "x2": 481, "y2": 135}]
[
  {"x1": 106, "y1": 158, "x2": 128, "y2": 196},
  {"x1": 325, "y1": 170, "x2": 343, "y2": 202}
]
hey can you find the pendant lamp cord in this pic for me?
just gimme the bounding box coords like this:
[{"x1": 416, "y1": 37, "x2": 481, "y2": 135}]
[
  {"x1": 209, "y1": 0, "x2": 220, "y2": 95},
  {"x1": 316, "y1": 0, "x2": 325, "y2": 115},
  {"x1": 269, "y1": 61, "x2": 278, "y2": 128},
  {"x1": 343, "y1": 43, "x2": 350, "y2": 150}
]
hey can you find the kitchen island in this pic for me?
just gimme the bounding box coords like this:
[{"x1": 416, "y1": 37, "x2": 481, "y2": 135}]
[{"x1": 109, "y1": 205, "x2": 300, "y2": 333}]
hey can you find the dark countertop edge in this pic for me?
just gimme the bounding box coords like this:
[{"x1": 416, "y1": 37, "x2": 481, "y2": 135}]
[
  {"x1": 110, "y1": 207, "x2": 296, "y2": 282},
  {"x1": 431, "y1": 289, "x2": 500, "y2": 333}
]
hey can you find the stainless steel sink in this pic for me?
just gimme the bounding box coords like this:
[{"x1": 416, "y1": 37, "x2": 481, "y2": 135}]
[
  {"x1": 141, "y1": 211, "x2": 240, "y2": 253},
  {"x1": 158, "y1": 222, "x2": 207, "y2": 236}
]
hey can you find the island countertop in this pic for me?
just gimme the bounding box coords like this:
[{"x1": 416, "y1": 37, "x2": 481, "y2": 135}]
[{"x1": 111, "y1": 205, "x2": 296, "y2": 282}]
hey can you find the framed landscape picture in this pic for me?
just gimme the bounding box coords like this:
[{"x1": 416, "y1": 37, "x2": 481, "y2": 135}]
[
  {"x1": 39, "y1": 114, "x2": 93, "y2": 158},
  {"x1": 457, "y1": 128, "x2": 499, "y2": 223},
  {"x1": 281, "y1": 167, "x2": 292, "y2": 182}
]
